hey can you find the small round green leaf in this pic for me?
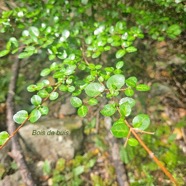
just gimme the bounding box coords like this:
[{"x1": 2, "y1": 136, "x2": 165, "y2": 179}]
[
  {"x1": 92, "y1": 51, "x2": 101, "y2": 59},
  {"x1": 18, "y1": 51, "x2": 34, "y2": 59},
  {"x1": 119, "y1": 103, "x2": 132, "y2": 117},
  {"x1": 132, "y1": 114, "x2": 150, "y2": 130},
  {"x1": 126, "y1": 77, "x2": 137, "y2": 87},
  {"x1": 37, "y1": 89, "x2": 49, "y2": 98},
  {"x1": 0, "y1": 131, "x2": 9, "y2": 145},
  {"x1": 27, "y1": 84, "x2": 37, "y2": 92},
  {"x1": 40, "y1": 68, "x2": 51, "y2": 77},
  {"x1": 42, "y1": 79, "x2": 50, "y2": 86},
  {"x1": 78, "y1": 105, "x2": 88, "y2": 117},
  {"x1": 106, "y1": 74, "x2": 125, "y2": 90},
  {"x1": 13, "y1": 110, "x2": 28, "y2": 124},
  {"x1": 59, "y1": 85, "x2": 68, "y2": 92},
  {"x1": 9, "y1": 37, "x2": 18, "y2": 47},
  {"x1": 0, "y1": 50, "x2": 10, "y2": 57},
  {"x1": 124, "y1": 88, "x2": 134, "y2": 97},
  {"x1": 116, "y1": 49, "x2": 126, "y2": 59},
  {"x1": 136, "y1": 84, "x2": 150, "y2": 91},
  {"x1": 119, "y1": 97, "x2": 136, "y2": 107},
  {"x1": 116, "y1": 61, "x2": 124, "y2": 69},
  {"x1": 100, "y1": 104, "x2": 116, "y2": 116},
  {"x1": 49, "y1": 92, "x2": 59, "y2": 100},
  {"x1": 88, "y1": 98, "x2": 98, "y2": 106},
  {"x1": 29, "y1": 26, "x2": 40, "y2": 37},
  {"x1": 36, "y1": 82, "x2": 45, "y2": 90},
  {"x1": 64, "y1": 65, "x2": 76, "y2": 75},
  {"x1": 111, "y1": 120, "x2": 129, "y2": 138},
  {"x1": 68, "y1": 86, "x2": 75, "y2": 92},
  {"x1": 39, "y1": 106, "x2": 49, "y2": 115},
  {"x1": 29, "y1": 109, "x2": 41, "y2": 123},
  {"x1": 85, "y1": 83, "x2": 105, "y2": 97},
  {"x1": 31, "y1": 95, "x2": 42, "y2": 106},
  {"x1": 128, "y1": 138, "x2": 139, "y2": 146},
  {"x1": 62, "y1": 29, "x2": 70, "y2": 39},
  {"x1": 70, "y1": 97, "x2": 82, "y2": 108},
  {"x1": 126, "y1": 46, "x2": 137, "y2": 53}
]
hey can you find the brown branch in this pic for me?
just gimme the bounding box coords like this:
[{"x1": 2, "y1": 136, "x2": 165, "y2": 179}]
[
  {"x1": 124, "y1": 119, "x2": 178, "y2": 186},
  {"x1": 6, "y1": 58, "x2": 36, "y2": 186},
  {"x1": 0, "y1": 82, "x2": 61, "y2": 151}
]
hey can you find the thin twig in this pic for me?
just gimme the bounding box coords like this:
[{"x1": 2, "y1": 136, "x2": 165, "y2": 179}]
[
  {"x1": 124, "y1": 129, "x2": 131, "y2": 148},
  {"x1": 124, "y1": 119, "x2": 178, "y2": 186},
  {"x1": 0, "y1": 83, "x2": 61, "y2": 150}
]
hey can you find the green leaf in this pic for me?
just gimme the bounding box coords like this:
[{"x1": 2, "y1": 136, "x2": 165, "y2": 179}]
[
  {"x1": 62, "y1": 29, "x2": 70, "y2": 39},
  {"x1": 92, "y1": 51, "x2": 101, "y2": 59},
  {"x1": 59, "y1": 85, "x2": 68, "y2": 92},
  {"x1": 85, "y1": 83, "x2": 105, "y2": 97},
  {"x1": 9, "y1": 37, "x2": 18, "y2": 47},
  {"x1": 37, "y1": 89, "x2": 49, "y2": 98},
  {"x1": 29, "y1": 26, "x2": 40, "y2": 37},
  {"x1": 136, "y1": 84, "x2": 150, "y2": 91},
  {"x1": 0, "y1": 50, "x2": 10, "y2": 57},
  {"x1": 0, "y1": 131, "x2": 9, "y2": 146},
  {"x1": 124, "y1": 88, "x2": 134, "y2": 97},
  {"x1": 106, "y1": 74, "x2": 125, "y2": 90},
  {"x1": 53, "y1": 71, "x2": 64, "y2": 78},
  {"x1": 27, "y1": 84, "x2": 37, "y2": 92},
  {"x1": 73, "y1": 165, "x2": 84, "y2": 176},
  {"x1": 88, "y1": 98, "x2": 98, "y2": 106},
  {"x1": 78, "y1": 105, "x2": 88, "y2": 117},
  {"x1": 126, "y1": 76, "x2": 137, "y2": 87},
  {"x1": 120, "y1": 145, "x2": 135, "y2": 164},
  {"x1": 50, "y1": 62, "x2": 58, "y2": 71},
  {"x1": 70, "y1": 97, "x2": 82, "y2": 108},
  {"x1": 132, "y1": 114, "x2": 150, "y2": 130},
  {"x1": 68, "y1": 54, "x2": 75, "y2": 60},
  {"x1": 119, "y1": 103, "x2": 132, "y2": 117},
  {"x1": 13, "y1": 110, "x2": 28, "y2": 124},
  {"x1": 68, "y1": 86, "x2": 75, "y2": 92},
  {"x1": 39, "y1": 106, "x2": 49, "y2": 115},
  {"x1": 167, "y1": 24, "x2": 181, "y2": 38},
  {"x1": 31, "y1": 95, "x2": 42, "y2": 106},
  {"x1": 64, "y1": 65, "x2": 76, "y2": 75},
  {"x1": 100, "y1": 104, "x2": 116, "y2": 116},
  {"x1": 18, "y1": 51, "x2": 33, "y2": 59},
  {"x1": 85, "y1": 36, "x2": 93, "y2": 44},
  {"x1": 29, "y1": 109, "x2": 41, "y2": 123},
  {"x1": 49, "y1": 92, "x2": 59, "y2": 100},
  {"x1": 128, "y1": 138, "x2": 139, "y2": 146},
  {"x1": 116, "y1": 49, "x2": 126, "y2": 59},
  {"x1": 36, "y1": 82, "x2": 45, "y2": 90},
  {"x1": 126, "y1": 46, "x2": 137, "y2": 53},
  {"x1": 111, "y1": 120, "x2": 129, "y2": 138},
  {"x1": 40, "y1": 68, "x2": 51, "y2": 77},
  {"x1": 42, "y1": 79, "x2": 50, "y2": 86},
  {"x1": 43, "y1": 160, "x2": 51, "y2": 175},
  {"x1": 119, "y1": 97, "x2": 136, "y2": 107},
  {"x1": 116, "y1": 61, "x2": 124, "y2": 69}
]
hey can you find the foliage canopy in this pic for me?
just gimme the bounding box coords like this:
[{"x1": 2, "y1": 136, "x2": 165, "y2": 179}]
[{"x1": 0, "y1": 0, "x2": 185, "y2": 185}]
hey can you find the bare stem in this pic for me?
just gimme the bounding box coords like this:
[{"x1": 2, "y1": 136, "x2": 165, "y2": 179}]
[{"x1": 124, "y1": 119, "x2": 178, "y2": 186}]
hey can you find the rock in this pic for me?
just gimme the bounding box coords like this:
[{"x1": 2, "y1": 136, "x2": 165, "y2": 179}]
[
  {"x1": 19, "y1": 117, "x2": 83, "y2": 163},
  {"x1": 0, "y1": 171, "x2": 24, "y2": 186},
  {"x1": 58, "y1": 97, "x2": 76, "y2": 118}
]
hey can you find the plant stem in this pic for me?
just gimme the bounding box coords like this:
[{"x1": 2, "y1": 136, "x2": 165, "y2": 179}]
[{"x1": 124, "y1": 120, "x2": 178, "y2": 186}]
